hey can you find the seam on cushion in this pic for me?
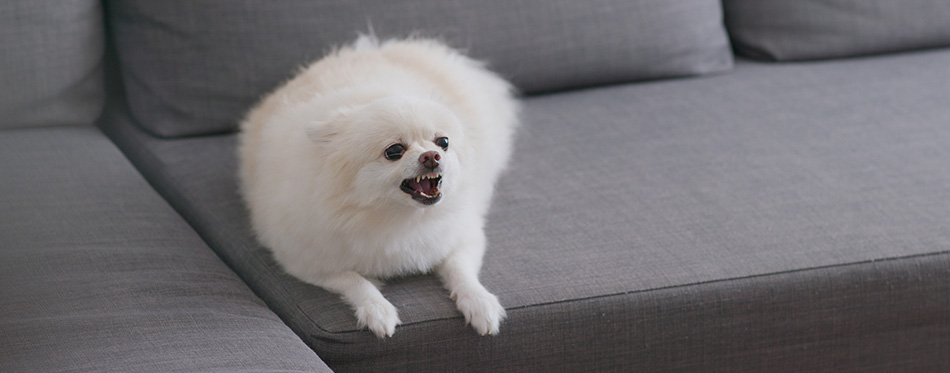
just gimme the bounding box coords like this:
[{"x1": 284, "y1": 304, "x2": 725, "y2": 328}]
[
  {"x1": 149, "y1": 146, "x2": 334, "y2": 334},
  {"x1": 101, "y1": 112, "x2": 336, "y2": 336},
  {"x1": 197, "y1": 190, "x2": 334, "y2": 335},
  {"x1": 390, "y1": 250, "x2": 950, "y2": 328},
  {"x1": 503, "y1": 250, "x2": 950, "y2": 312}
]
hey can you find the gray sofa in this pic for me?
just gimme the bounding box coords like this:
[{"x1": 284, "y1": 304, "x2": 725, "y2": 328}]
[{"x1": 3, "y1": 0, "x2": 948, "y2": 371}]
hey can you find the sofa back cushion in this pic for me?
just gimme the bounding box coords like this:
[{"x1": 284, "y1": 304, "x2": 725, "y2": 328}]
[
  {"x1": 724, "y1": 0, "x2": 950, "y2": 61},
  {"x1": 108, "y1": 0, "x2": 733, "y2": 138},
  {"x1": 0, "y1": 0, "x2": 104, "y2": 128}
]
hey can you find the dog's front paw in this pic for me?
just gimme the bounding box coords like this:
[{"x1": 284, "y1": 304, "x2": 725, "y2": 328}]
[
  {"x1": 355, "y1": 300, "x2": 401, "y2": 338},
  {"x1": 452, "y1": 287, "x2": 507, "y2": 336}
]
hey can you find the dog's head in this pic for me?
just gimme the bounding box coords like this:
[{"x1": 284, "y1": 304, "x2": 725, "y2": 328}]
[{"x1": 306, "y1": 96, "x2": 467, "y2": 209}]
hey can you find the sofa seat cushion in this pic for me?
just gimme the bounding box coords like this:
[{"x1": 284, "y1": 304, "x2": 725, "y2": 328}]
[
  {"x1": 101, "y1": 49, "x2": 950, "y2": 371},
  {"x1": 108, "y1": 0, "x2": 732, "y2": 138},
  {"x1": 0, "y1": 126, "x2": 329, "y2": 372}
]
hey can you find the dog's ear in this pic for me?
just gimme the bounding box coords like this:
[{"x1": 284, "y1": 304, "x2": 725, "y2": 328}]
[
  {"x1": 305, "y1": 109, "x2": 348, "y2": 143},
  {"x1": 305, "y1": 121, "x2": 339, "y2": 143}
]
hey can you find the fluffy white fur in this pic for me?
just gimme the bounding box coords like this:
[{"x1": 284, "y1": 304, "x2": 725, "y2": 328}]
[{"x1": 238, "y1": 36, "x2": 518, "y2": 338}]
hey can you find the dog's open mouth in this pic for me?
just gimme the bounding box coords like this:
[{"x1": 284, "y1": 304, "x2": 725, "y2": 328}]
[{"x1": 400, "y1": 172, "x2": 442, "y2": 205}]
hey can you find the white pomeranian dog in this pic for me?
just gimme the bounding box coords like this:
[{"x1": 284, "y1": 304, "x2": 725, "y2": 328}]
[{"x1": 238, "y1": 36, "x2": 518, "y2": 338}]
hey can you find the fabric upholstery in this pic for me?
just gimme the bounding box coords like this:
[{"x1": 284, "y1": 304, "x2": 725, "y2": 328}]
[
  {"x1": 0, "y1": 126, "x2": 330, "y2": 372},
  {"x1": 0, "y1": 0, "x2": 104, "y2": 128},
  {"x1": 724, "y1": 0, "x2": 950, "y2": 61},
  {"x1": 101, "y1": 48, "x2": 950, "y2": 370},
  {"x1": 107, "y1": 0, "x2": 732, "y2": 138}
]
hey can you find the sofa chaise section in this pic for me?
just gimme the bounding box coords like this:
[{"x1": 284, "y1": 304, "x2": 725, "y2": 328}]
[
  {"x1": 0, "y1": 126, "x2": 331, "y2": 372},
  {"x1": 0, "y1": 0, "x2": 330, "y2": 370}
]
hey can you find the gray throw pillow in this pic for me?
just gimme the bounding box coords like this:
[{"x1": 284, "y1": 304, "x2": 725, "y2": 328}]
[
  {"x1": 0, "y1": 0, "x2": 104, "y2": 128},
  {"x1": 724, "y1": 0, "x2": 950, "y2": 61},
  {"x1": 108, "y1": 0, "x2": 733, "y2": 138}
]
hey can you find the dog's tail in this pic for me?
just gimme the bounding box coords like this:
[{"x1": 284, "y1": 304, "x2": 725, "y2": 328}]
[{"x1": 353, "y1": 20, "x2": 380, "y2": 50}]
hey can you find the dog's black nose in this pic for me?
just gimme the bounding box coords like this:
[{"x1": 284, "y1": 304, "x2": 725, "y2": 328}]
[{"x1": 419, "y1": 150, "x2": 440, "y2": 169}]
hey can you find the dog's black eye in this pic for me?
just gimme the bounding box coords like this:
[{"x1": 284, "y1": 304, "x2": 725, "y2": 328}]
[
  {"x1": 384, "y1": 144, "x2": 405, "y2": 161},
  {"x1": 435, "y1": 137, "x2": 449, "y2": 150}
]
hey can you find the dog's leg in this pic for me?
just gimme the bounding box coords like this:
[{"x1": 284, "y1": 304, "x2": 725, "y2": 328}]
[
  {"x1": 310, "y1": 271, "x2": 400, "y2": 338},
  {"x1": 436, "y1": 231, "x2": 507, "y2": 335}
]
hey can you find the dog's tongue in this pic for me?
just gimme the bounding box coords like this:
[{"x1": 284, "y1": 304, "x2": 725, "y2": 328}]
[
  {"x1": 424, "y1": 179, "x2": 438, "y2": 195},
  {"x1": 407, "y1": 179, "x2": 423, "y2": 194},
  {"x1": 408, "y1": 178, "x2": 436, "y2": 196}
]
